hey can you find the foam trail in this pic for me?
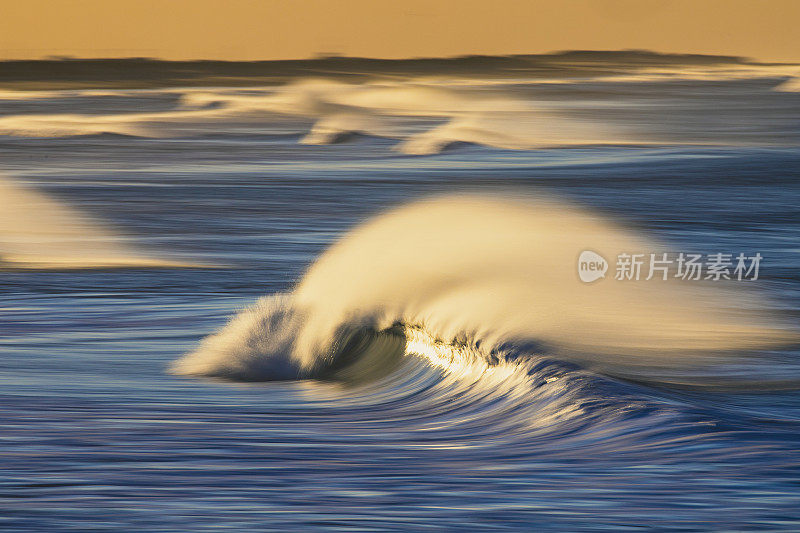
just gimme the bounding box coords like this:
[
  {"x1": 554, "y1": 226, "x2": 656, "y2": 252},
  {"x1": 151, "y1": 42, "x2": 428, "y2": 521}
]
[
  {"x1": 174, "y1": 194, "x2": 795, "y2": 384},
  {"x1": 0, "y1": 176, "x2": 191, "y2": 269},
  {"x1": 0, "y1": 107, "x2": 231, "y2": 137}
]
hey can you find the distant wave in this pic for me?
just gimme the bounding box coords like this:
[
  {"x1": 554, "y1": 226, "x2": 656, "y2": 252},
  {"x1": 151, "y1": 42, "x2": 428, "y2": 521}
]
[
  {"x1": 173, "y1": 195, "x2": 795, "y2": 388},
  {"x1": 776, "y1": 77, "x2": 800, "y2": 92},
  {"x1": 0, "y1": 175, "x2": 197, "y2": 270},
  {"x1": 0, "y1": 80, "x2": 631, "y2": 152},
  {"x1": 2, "y1": 65, "x2": 799, "y2": 151},
  {"x1": 0, "y1": 106, "x2": 223, "y2": 138}
]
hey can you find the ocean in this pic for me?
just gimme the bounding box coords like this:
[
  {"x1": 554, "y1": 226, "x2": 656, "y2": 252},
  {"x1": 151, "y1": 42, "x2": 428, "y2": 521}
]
[{"x1": 1, "y1": 53, "x2": 800, "y2": 531}]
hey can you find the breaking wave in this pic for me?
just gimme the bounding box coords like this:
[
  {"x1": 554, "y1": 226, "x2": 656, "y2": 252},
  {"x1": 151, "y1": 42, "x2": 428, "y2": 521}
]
[
  {"x1": 2, "y1": 61, "x2": 799, "y2": 152},
  {"x1": 0, "y1": 80, "x2": 629, "y2": 152},
  {"x1": 0, "y1": 175, "x2": 195, "y2": 269},
  {"x1": 173, "y1": 195, "x2": 796, "y2": 389}
]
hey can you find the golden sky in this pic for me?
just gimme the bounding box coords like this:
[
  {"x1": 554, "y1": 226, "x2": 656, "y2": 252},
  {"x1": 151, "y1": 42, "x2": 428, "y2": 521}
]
[{"x1": 1, "y1": 0, "x2": 798, "y2": 61}]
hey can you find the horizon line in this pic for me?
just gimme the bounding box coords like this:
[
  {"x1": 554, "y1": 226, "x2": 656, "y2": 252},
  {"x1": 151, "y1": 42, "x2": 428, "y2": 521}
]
[{"x1": 0, "y1": 49, "x2": 781, "y2": 64}]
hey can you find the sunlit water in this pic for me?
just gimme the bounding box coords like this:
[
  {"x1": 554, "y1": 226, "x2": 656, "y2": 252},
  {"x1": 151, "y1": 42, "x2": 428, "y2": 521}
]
[{"x1": 1, "y1": 71, "x2": 800, "y2": 531}]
